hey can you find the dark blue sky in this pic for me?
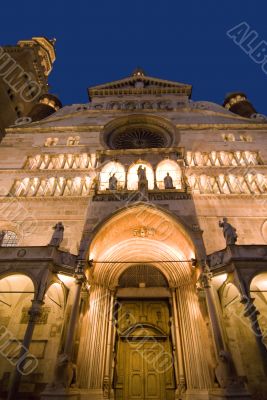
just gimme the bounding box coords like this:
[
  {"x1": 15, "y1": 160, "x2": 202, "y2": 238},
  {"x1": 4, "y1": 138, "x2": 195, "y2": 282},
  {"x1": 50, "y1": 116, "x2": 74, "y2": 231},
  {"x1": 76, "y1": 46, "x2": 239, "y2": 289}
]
[{"x1": 2, "y1": 1, "x2": 267, "y2": 113}]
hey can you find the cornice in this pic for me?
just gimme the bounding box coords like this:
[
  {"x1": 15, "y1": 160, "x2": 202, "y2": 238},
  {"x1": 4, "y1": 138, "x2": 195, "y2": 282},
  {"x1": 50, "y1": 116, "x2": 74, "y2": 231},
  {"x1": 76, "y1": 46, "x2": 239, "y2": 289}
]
[
  {"x1": 0, "y1": 169, "x2": 95, "y2": 176},
  {"x1": 6, "y1": 122, "x2": 267, "y2": 135},
  {"x1": 0, "y1": 196, "x2": 92, "y2": 202},
  {"x1": 6, "y1": 125, "x2": 104, "y2": 134},
  {"x1": 191, "y1": 193, "x2": 267, "y2": 199},
  {"x1": 186, "y1": 165, "x2": 267, "y2": 172}
]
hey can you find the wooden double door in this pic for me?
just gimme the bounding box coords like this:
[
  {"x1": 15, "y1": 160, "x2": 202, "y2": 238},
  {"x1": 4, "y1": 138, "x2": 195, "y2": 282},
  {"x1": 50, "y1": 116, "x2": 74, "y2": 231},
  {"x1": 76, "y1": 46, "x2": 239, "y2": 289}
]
[{"x1": 114, "y1": 300, "x2": 175, "y2": 400}]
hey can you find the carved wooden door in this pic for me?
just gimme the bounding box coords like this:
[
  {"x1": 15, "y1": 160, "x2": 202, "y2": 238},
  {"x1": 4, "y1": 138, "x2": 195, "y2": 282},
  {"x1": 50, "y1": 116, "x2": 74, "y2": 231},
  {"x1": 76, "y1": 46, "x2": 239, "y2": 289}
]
[{"x1": 114, "y1": 300, "x2": 175, "y2": 400}]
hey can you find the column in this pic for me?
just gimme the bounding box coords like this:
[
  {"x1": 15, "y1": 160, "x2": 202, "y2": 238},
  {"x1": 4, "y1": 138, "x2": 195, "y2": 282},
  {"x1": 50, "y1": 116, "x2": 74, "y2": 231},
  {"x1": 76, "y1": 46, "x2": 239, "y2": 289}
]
[
  {"x1": 170, "y1": 289, "x2": 186, "y2": 395},
  {"x1": 199, "y1": 265, "x2": 225, "y2": 354},
  {"x1": 64, "y1": 264, "x2": 85, "y2": 357},
  {"x1": 153, "y1": 166, "x2": 158, "y2": 189},
  {"x1": 103, "y1": 289, "x2": 115, "y2": 398},
  {"x1": 78, "y1": 285, "x2": 110, "y2": 390},
  {"x1": 7, "y1": 299, "x2": 43, "y2": 400},
  {"x1": 176, "y1": 283, "x2": 212, "y2": 391}
]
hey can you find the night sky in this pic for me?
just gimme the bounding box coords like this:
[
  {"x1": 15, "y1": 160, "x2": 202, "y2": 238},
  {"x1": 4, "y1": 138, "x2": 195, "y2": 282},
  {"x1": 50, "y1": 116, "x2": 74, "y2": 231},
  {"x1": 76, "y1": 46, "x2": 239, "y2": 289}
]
[{"x1": 2, "y1": 0, "x2": 267, "y2": 113}]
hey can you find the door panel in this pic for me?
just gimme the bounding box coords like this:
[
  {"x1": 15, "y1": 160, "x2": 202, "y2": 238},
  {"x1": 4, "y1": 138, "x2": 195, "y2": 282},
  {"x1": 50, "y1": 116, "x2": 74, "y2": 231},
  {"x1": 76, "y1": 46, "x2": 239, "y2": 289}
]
[
  {"x1": 129, "y1": 349, "x2": 143, "y2": 399},
  {"x1": 144, "y1": 348, "x2": 162, "y2": 399},
  {"x1": 115, "y1": 300, "x2": 175, "y2": 400}
]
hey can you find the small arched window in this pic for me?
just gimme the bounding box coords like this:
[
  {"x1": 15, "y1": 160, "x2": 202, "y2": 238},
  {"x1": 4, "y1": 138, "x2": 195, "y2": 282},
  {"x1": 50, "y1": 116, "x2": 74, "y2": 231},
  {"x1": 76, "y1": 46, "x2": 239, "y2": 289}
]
[
  {"x1": 67, "y1": 136, "x2": 80, "y2": 146},
  {"x1": 0, "y1": 230, "x2": 18, "y2": 247},
  {"x1": 240, "y1": 134, "x2": 252, "y2": 142},
  {"x1": 222, "y1": 133, "x2": 235, "y2": 142},
  {"x1": 45, "y1": 137, "x2": 58, "y2": 147}
]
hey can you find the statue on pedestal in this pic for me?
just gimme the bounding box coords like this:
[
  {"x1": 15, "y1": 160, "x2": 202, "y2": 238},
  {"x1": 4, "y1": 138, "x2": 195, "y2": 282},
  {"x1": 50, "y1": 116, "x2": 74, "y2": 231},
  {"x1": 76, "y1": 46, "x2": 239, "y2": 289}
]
[
  {"x1": 164, "y1": 173, "x2": 174, "y2": 189},
  {"x1": 49, "y1": 222, "x2": 64, "y2": 247},
  {"x1": 108, "y1": 173, "x2": 118, "y2": 190},
  {"x1": 137, "y1": 165, "x2": 148, "y2": 198},
  {"x1": 219, "y1": 218, "x2": 237, "y2": 245}
]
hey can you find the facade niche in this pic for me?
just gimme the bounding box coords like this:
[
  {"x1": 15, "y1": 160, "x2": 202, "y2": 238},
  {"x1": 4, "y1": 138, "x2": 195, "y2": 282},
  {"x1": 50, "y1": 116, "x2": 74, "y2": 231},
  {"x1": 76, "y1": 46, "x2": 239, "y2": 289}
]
[{"x1": 45, "y1": 137, "x2": 58, "y2": 147}]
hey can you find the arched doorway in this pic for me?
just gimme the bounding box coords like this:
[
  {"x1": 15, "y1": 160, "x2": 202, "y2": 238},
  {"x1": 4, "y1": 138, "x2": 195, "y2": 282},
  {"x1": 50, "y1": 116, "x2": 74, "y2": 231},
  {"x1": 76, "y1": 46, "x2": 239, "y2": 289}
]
[
  {"x1": 114, "y1": 265, "x2": 175, "y2": 400},
  {"x1": 78, "y1": 204, "x2": 213, "y2": 399}
]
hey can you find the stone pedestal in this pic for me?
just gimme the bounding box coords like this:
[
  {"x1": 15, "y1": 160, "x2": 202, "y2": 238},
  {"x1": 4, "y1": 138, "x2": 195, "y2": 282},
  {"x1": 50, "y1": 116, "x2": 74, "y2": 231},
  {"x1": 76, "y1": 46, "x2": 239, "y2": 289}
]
[
  {"x1": 209, "y1": 388, "x2": 251, "y2": 399},
  {"x1": 40, "y1": 389, "x2": 80, "y2": 400}
]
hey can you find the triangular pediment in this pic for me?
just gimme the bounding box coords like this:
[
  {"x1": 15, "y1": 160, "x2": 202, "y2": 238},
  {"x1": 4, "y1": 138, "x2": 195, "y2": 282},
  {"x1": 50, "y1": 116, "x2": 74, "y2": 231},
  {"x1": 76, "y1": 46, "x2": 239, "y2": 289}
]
[{"x1": 88, "y1": 69, "x2": 192, "y2": 99}]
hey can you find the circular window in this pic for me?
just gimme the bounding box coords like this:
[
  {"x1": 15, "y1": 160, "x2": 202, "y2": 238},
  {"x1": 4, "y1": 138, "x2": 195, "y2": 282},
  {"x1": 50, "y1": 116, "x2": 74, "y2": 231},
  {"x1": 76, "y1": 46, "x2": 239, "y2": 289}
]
[
  {"x1": 109, "y1": 127, "x2": 168, "y2": 149},
  {"x1": 103, "y1": 116, "x2": 176, "y2": 150}
]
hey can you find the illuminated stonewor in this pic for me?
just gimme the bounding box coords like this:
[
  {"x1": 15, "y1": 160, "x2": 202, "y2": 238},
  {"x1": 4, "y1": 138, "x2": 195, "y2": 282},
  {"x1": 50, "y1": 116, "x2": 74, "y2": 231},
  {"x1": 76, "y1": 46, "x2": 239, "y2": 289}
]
[
  {"x1": 0, "y1": 37, "x2": 59, "y2": 140},
  {"x1": 0, "y1": 68, "x2": 267, "y2": 400}
]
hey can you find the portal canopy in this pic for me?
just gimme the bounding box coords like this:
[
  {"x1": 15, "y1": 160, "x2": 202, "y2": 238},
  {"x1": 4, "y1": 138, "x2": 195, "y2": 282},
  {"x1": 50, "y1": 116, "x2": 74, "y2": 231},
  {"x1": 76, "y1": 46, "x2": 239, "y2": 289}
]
[{"x1": 89, "y1": 204, "x2": 195, "y2": 287}]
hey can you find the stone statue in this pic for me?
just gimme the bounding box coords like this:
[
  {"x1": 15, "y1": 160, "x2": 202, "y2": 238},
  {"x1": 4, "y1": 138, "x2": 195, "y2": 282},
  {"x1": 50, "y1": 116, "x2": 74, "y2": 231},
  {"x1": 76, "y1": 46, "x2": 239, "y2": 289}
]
[
  {"x1": 49, "y1": 222, "x2": 64, "y2": 247},
  {"x1": 137, "y1": 165, "x2": 147, "y2": 181},
  {"x1": 164, "y1": 173, "x2": 174, "y2": 189},
  {"x1": 219, "y1": 218, "x2": 238, "y2": 245},
  {"x1": 92, "y1": 176, "x2": 99, "y2": 194},
  {"x1": 108, "y1": 173, "x2": 117, "y2": 190},
  {"x1": 137, "y1": 166, "x2": 148, "y2": 198},
  {"x1": 0, "y1": 230, "x2": 5, "y2": 246}
]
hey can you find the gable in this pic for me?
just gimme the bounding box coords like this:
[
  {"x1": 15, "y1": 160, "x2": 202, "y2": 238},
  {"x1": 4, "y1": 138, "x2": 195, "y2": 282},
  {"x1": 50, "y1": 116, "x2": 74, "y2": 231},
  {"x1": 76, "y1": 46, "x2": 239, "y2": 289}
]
[{"x1": 88, "y1": 70, "x2": 192, "y2": 99}]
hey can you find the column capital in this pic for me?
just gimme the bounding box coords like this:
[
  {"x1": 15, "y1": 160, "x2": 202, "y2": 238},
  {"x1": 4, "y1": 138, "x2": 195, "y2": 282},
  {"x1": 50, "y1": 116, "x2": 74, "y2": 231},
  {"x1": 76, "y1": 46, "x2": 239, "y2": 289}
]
[
  {"x1": 197, "y1": 265, "x2": 212, "y2": 289},
  {"x1": 74, "y1": 260, "x2": 86, "y2": 284},
  {"x1": 28, "y1": 299, "x2": 44, "y2": 322}
]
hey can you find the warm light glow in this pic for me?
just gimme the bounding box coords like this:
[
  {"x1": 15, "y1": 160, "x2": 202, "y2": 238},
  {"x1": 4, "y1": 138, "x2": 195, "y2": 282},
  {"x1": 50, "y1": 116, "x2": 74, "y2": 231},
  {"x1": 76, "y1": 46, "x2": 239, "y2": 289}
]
[
  {"x1": 57, "y1": 273, "x2": 75, "y2": 288},
  {"x1": 100, "y1": 161, "x2": 125, "y2": 190},
  {"x1": 127, "y1": 161, "x2": 154, "y2": 190},
  {"x1": 251, "y1": 273, "x2": 267, "y2": 292},
  {"x1": 156, "y1": 160, "x2": 181, "y2": 189},
  {"x1": 212, "y1": 273, "x2": 228, "y2": 289}
]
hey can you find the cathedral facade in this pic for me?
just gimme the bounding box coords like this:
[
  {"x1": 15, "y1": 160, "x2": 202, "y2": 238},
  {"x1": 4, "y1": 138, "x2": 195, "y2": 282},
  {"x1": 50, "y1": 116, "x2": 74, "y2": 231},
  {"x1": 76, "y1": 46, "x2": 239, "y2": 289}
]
[{"x1": 0, "y1": 68, "x2": 267, "y2": 400}]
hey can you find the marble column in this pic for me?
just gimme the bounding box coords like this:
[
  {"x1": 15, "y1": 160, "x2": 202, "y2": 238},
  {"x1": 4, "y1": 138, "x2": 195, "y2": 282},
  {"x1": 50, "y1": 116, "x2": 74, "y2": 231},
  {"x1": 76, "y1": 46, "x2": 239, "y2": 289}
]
[
  {"x1": 64, "y1": 274, "x2": 84, "y2": 357},
  {"x1": 170, "y1": 288, "x2": 186, "y2": 396},
  {"x1": 175, "y1": 283, "x2": 212, "y2": 396},
  {"x1": 78, "y1": 285, "x2": 110, "y2": 393},
  {"x1": 199, "y1": 266, "x2": 225, "y2": 354},
  {"x1": 103, "y1": 289, "x2": 115, "y2": 399},
  {"x1": 7, "y1": 299, "x2": 43, "y2": 400}
]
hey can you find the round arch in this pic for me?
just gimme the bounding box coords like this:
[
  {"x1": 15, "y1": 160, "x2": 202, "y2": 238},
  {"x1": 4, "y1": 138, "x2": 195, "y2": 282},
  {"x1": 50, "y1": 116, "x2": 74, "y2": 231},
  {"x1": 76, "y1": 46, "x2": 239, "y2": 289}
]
[
  {"x1": 156, "y1": 159, "x2": 182, "y2": 189},
  {"x1": 88, "y1": 203, "x2": 196, "y2": 287},
  {"x1": 127, "y1": 159, "x2": 154, "y2": 190},
  {"x1": 250, "y1": 272, "x2": 267, "y2": 346},
  {"x1": 101, "y1": 114, "x2": 177, "y2": 149},
  {"x1": 99, "y1": 161, "x2": 125, "y2": 190},
  {"x1": 0, "y1": 270, "x2": 38, "y2": 297}
]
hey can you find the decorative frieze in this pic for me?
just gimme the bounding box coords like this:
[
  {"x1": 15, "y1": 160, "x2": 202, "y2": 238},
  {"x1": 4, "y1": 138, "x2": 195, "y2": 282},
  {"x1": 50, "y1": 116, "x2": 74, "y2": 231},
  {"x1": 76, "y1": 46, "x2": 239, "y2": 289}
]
[
  {"x1": 9, "y1": 172, "x2": 267, "y2": 197},
  {"x1": 25, "y1": 153, "x2": 95, "y2": 170},
  {"x1": 186, "y1": 151, "x2": 261, "y2": 167},
  {"x1": 188, "y1": 173, "x2": 267, "y2": 194},
  {"x1": 10, "y1": 176, "x2": 92, "y2": 197}
]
